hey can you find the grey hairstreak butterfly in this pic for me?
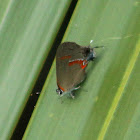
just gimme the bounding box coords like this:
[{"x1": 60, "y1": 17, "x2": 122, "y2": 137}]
[{"x1": 56, "y1": 42, "x2": 99, "y2": 98}]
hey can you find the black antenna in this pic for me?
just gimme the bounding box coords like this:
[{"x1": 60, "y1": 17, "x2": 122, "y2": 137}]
[{"x1": 93, "y1": 46, "x2": 104, "y2": 48}]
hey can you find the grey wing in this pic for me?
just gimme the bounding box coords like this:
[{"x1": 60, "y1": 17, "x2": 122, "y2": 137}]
[
  {"x1": 56, "y1": 42, "x2": 87, "y2": 60},
  {"x1": 56, "y1": 60, "x2": 86, "y2": 92},
  {"x1": 56, "y1": 42, "x2": 87, "y2": 92}
]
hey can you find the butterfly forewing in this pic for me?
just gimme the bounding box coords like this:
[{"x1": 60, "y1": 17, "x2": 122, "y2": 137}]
[{"x1": 56, "y1": 42, "x2": 90, "y2": 92}]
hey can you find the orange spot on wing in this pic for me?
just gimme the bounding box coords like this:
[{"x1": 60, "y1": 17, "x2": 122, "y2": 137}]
[
  {"x1": 59, "y1": 55, "x2": 71, "y2": 60},
  {"x1": 69, "y1": 60, "x2": 88, "y2": 69},
  {"x1": 57, "y1": 82, "x2": 65, "y2": 91}
]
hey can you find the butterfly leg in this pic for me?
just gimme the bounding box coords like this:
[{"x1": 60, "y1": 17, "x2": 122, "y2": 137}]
[
  {"x1": 70, "y1": 92, "x2": 75, "y2": 99},
  {"x1": 74, "y1": 86, "x2": 80, "y2": 90}
]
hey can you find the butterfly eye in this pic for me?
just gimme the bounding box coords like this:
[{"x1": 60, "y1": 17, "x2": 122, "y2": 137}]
[
  {"x1": 85, "y1": 49, "x2": 90, "y2": 54},
  {"x1": 83, "y1": 48, "x2": 90, "y2": 57}
]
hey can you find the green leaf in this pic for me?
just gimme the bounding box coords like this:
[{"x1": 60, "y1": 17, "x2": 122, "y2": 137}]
[
  {"x1": 24, "y1": 0, "x2": 140, "y2": 139},
  {"x1": 0, "y1": 0, "x2": 71, "y2": 139}
]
